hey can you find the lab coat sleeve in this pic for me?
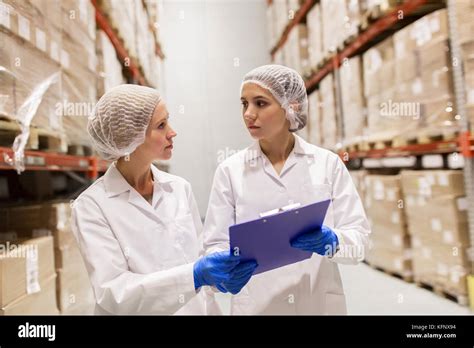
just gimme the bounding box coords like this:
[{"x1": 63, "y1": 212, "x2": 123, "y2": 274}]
[
  {"x1": 71, "y1": 195, "x2": 197, "y2": 315},
  {"x1": 202, "y1": 164, "x2": 236, "y2": 255},
  {"x1": 328, "y1": 156, "x2": 371, "y2": 265}
]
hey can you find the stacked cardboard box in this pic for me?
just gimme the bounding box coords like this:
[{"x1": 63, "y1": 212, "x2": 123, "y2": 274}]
[
  {"x1": 401, "y1": 170, "x2": 469, "y2": 296},
  {"x1": 392, "y1": 9, "x2": 462, "y2": 138},
  {"x1": 349, "y1": 170, "x2": 368, "y2": 203},
  {"x1": 96, "y1": 30, "x2": 126, "y2": 97},
  {"x1": 285, "y1": 24, "x2": 309, "y2": 76},
  {"x1": 0, "y1": 236, "x2": 58, "y2": 315},
  {"x1": 97, "y1": 0, "x2": 161, "y2": 87},
  {"x1": 321, "y1": 0, "x2": 360, "y2": 54},
  {"x1": 306, "y1": 3, "x2": 323, "y2": 69},
  {"x1": 272, "y1": 0, "x2": 289, "y2": 45},
  {"x1": 306, "y1": 90, "x2": 322, "y2": 145},
  {"x1": 0, "y1": 201, "x2": 95, "y2": 314},
  {"x1": 319, "y1": 73, "x2": 338, "y2": 150},
  {"x1": 364, "y1": 175, "x2": 412, "y2": 277},
  {"x1": 0, "y1": 0, "x2": 97, "y2": 152},
  {"x1": 363, "y1": 37, "x2": 399, "y2": 136},
  {"x1": 340, "y1": 56, "x2": 366, "y2": 142},
  {"x1": 0, "y1": 0, "x2": 63, "y2": 135},
  {"x1": 457, "y1": 1, "x2": 474, "y2": 134}
]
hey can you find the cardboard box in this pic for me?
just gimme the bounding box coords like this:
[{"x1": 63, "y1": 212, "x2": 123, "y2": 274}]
[
  {"x1": 56, "y1": 266, "x2": 94, "y2": 314},
  {"x1": 349, "y1": 170, "x2": 367, "y2": 202},
  {"x1": 364, "y1": 175, "x2": 411, "y2": 259},
  {"x1": 306, "y1": 3, "x2": 323, "y2": 68},
  {"x1": 400, "y1": 170, "x2": 465, "y2": 198},
  {"x1": 319, "y1": 74, "x2": 338, "y2": 149},
  {"x1": 363, "y1": 37, "x2": 394, "y2": 97},
  {"x1": 0, "y1": 274, "x2": 58, "y2": 315},
  {"x1": 411, "y1": 240, "x2": 469, "y2": 294},
  {"x1": 307, "y1": 90, "x2": 322, "y2": 145},
  {"x1": 394, "y1": 52, "x2": 419, "y2": 85},
  {"x1": 366, "y1": 247, "x2": 412, "y2": 276},
  {"x1": 340, "y1": 56, "x2": 365, "y2": 141},
  {"x1": 393, "y1": 23, "x2": 418, "y2": 60},
  {"x1": 411, "y1": 9, "x2": 449, "y2": 48},
  {"x1": 0, "y1": 202, "x2": 75, "y2": 249},
  {"x1": 369, "y1": 231, "x2": 411, "y2": 252},
  {"x1": 419, "y1": 38, "x2": 450, "y2": 72},
  {"x1": 0, "y1": 236, "x2": 55, "y2": 307},
  {"x1": 286, "y1": 24, "x2": 309, "y2": 75},
  {"x1": 404, "y1": 195, "x2": 469, "y2": 246}
]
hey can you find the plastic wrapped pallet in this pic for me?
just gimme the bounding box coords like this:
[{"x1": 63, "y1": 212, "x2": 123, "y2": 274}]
[
  {"x1": 306, "y1": 3, "x2": 322, "y2": 69},
  {"x1": 0, "y1": 236, "x2": 58, "y2": 314},
  {"x1": 319, "y1": 73, "x2": 338, "y2": 150},
  {"x1": 363, "y1": 37, "x2": 394, "y2": 98},
  {"x1": 344, "y1": 0, "x2": 361, "y2": 41},
  {"x1": 321, "y1": 0, "x2": 347, "y2": 54},
  {"x1": 97, "y1": 30, "x2": 126, "y2": 97},
  {"x1": 340, "y1": 56, "x2": 365, "y2": 142},
  {"x1": 272, "y1": 0, "x2": 288, "y2": 43},
  {"x1": 364, "y1": 175, "x2": 412, "y2": 277},
  {"x1": 0, "y1": 0, "x2": 98, "y2": 171},
  {"x1": 306, "y1": 90, "x2": 322, "y2": 146},
  {"x1": 285, "y1": 24, "x2": 309, "y2": 76},
  {"x1": 99, "y1": 0, "x2": 137, "y2": 60},
  {"x1": 401, "y1": 170, "x2": 469, "y2": 296}
]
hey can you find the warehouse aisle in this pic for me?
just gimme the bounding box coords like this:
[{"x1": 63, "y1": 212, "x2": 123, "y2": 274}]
[
  {"x1": 340, "y1": 263, "x2": 472, "y2": 315},
  {"x1": 214, "y1": 262, "x2": 473, "y2": 315}
]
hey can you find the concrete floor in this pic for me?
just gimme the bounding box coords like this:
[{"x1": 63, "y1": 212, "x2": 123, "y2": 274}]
[
  {"x1": 214, "y1": 263, "x2": 473, "y2": 315},
  {"x1": 340, "y1": 263, "x2": 472, "y2": 315}
]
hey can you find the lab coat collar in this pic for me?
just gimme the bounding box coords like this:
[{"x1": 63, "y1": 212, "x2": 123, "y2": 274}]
[
  {"x1": 104, "y1": 162, "x2": 172, "y2": 198},
  {"x1": 244, "y1": 134, "x2": 317, "y2": 163}
]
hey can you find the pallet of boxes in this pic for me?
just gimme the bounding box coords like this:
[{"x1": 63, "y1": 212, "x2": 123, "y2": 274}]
[
  {"x1": 364, "y1": 174, "x2": 413, "y2": 281},
  {"x1": 394, "y1": 9, "x2": 462, "y2": 144},
  {"x1": 401, "y1": 170, "x2": 470, "y2": 306},
  {"x1": 0, "y1": 201, "x2": 95, "y2": 314},
  {"x1": 0, "y1": 0, "x2": 97, "y2": 158}
]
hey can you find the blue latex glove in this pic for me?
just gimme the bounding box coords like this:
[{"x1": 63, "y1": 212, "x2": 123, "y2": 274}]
[
  {"x1": 218, "y1": 261, "x2": 258, "y2": 295},
  {"x1": 193, "y1": 251, "x2": 240, "y2": 290},
  {"x1": 290, "y1": 225, "x2": 339, "y2": 257}
]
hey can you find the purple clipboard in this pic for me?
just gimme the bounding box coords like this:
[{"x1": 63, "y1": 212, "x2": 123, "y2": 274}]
[{"x1": 229, "y1": 199, "x2": 331, "y2": 275}]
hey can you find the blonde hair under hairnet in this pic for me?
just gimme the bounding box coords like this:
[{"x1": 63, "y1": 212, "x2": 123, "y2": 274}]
[
  {"x1": 241, "y1": 64, "x2": 308, "y2": 132},
  {"x1": 88, "y1": 84, "x2": 161, "y2": 161}
]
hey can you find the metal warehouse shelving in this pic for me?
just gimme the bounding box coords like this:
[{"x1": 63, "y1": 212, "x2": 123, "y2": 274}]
[{"x1": 270, "y1": 0, "x2": 474, "y2": 308}]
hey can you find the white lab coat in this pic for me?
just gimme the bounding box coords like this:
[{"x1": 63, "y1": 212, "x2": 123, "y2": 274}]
[
  {"x1": 71, "y1": 162, "x2": 218, "y2": 315},
  {"x1": 203, "y1": 134, "x2": 370, "y2": 314}
]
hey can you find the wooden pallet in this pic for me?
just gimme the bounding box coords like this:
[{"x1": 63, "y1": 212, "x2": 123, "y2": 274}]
[
  {"x1": 414, "y1": 277, "x2": 469, "y2": 306},
  {"x1": 0, "y1": 118, "x2": 68, "y2": 153},
  {"x1": 398, "y1": 129, "x2": 460, "y2": 146},
  {"x1": 366, "y1": 261, "x2": 414, "y2": 283},
  {"x1": 67, "y1": 144, "x2": 93, "y2": 156},
  {"x1": 360, "y1": 1, "x2": 402, "y2": 30}
]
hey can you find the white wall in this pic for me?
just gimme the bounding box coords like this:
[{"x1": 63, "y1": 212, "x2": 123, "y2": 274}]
[{"x1": 160, "y1": 0, "x2": 270, "y2": 217}]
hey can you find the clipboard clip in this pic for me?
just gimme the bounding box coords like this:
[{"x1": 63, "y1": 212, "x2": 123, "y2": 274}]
[{"x1": 259, "y1": 202, "x2": 301, "y2": 218}]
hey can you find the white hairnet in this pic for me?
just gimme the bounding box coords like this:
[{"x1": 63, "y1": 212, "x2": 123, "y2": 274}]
[
  {"x1": 241, "y1": 64, "x2": 308, "y2": 132},
  {"x1": 88, "y1": 84, "x2": 161, "y2": 161}
]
